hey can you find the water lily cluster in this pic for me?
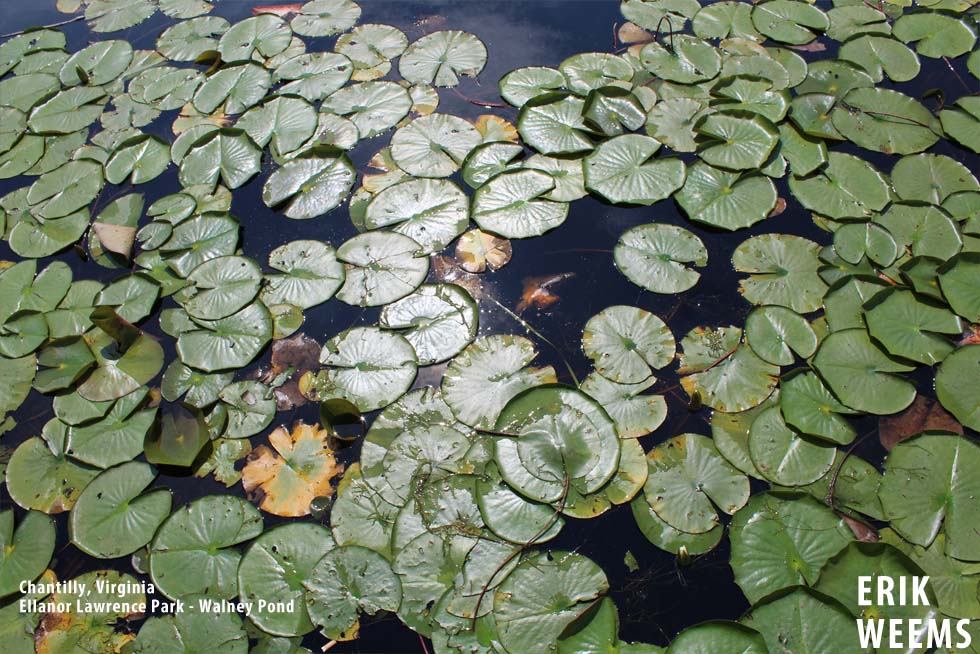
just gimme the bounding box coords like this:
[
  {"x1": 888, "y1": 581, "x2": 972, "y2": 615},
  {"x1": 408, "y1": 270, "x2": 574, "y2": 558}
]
[{"x1": 1, "y1": 0, "x2": 979, "y2": 653}]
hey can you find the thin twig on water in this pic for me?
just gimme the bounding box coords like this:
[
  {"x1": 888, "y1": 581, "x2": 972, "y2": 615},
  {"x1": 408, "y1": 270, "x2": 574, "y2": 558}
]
[{"x1": 1, "y1": 15, "x2": 84, "y2": 39}]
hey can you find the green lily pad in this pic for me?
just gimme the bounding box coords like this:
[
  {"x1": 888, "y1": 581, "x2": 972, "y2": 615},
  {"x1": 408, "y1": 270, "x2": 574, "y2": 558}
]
[
  {"x1": 832, "y1": 222, "x2": 898, "y2": 268},
  {"x1": 379, "y1": 283, "x2": 478, "y2": 365},
  {"x1": 219, "y1": 381, "x2": 276, "y2": 438},
  {"x1": 748, "y1": 406, "x2": 836, "y2": 486},
  {"x1": 261, "y1": 240, "x2": 345, "y2": 310},
  {"x1": 499, "y1": 66, "x2": 566, "y2": 107},
  {"x1": 936, "y1": 345, "x2": 980, "y2": 431},
  {"x1": 865, "y1": 288, "x2": 962, "y2": 365},
  {"x1": 321, "y1": 81, "x2": 412, "y2": 138},
  {"x1": 314, "y1": 326, "x2": 417, "y2": 412},
  {"x1": 639, "y1": 35, "x2": 720, "y2": 83},
  {"x1": 274, "y1": 52, "x2": 353, "y2": 102},
  {"x1": 176, "y1": 301, "x2": 273, "y2": 372},
  {"x1": 218, "y1": 13, "x2": 291, "y2": 62},
  {"x1": 335, "y1": 232, "x2": 429, "y2": 307},
  {"x1": 644, "y1": 433, "x2": 749, "y2": 534},
  {"x1": 893, "y1": 12, "x2": 977, "y2": 58},
  {"x1": 364, "y1": 178, "x2": 469, "y2": 253},
  {"x1": 582, "y1": 305, "x2": 675, "y2": 384},
  {"x1": 614, "y1": 223, "x2": 707, "y2": 294},
  {"x1": 179, "y1": 128, "x2": 261, "y2": 191},
  {"x1": 741, "y1": 588, "x2": 869, "y2": 654},
  {"x1": 473, "y1": 169, "x2": 569, "y2": 239},
  {"x1": 875, "y1": 203, "x2": 962, "y2": 261},
  {"x1": 733, "y1": 233, "x2": 826, "y2": 313},
  {"x1": 193, "y1": 62, "x2": 271, "y2": 115},
  {"x1": 832, "y1": 87, "x2": 941, "y2": 155},
  {"x1": 67, "y1": 388, "x2": 156, "y2": 468},
  {"x1": 518, "y1": 93, "x2": 593, "y2": 155},
  {"x1": 69, "y1": 461, "x2": 172, "y2": 559},
  {"x1": 751, "y1": 0, "x2": 828, "y2": 45},
  {"x1": 729, "y1": 492, "x2": 852, "y2": 604},
  {"x1": 5, "y1": 435, "x2": 99, "y2": 513},
  {"x1": 127, "y1": 610, "x2": 248, "y2": 654},
  {"x1": 667, "y1": 622, "x2": 768, "y2": 654},
  {"x1": 27, "y1": 159, "x2": 104, "y2": 220},
  {"x1": 631, "y1": 491, "x2": 722, "y2": 556},
  {"x1": 584, "y1": 134, "x2": 686, "y2": 205},
  {"x1": 812, "y1": 328, "x2": 917, "y2": 415},
  {"x1": 779, "y1": 371, "x2": 857, "y2": 446},
  {"x1": 676, "y1": 161, "x2": 777, "y2": 231},
  {"x1": 839, "y1": 35, "x2": 920, "y2": 83},
  {"x1": 695, "y1": 112, "x2": 778, "y2": 171},
  {"x1": 28, "y1": 87, "x2": 107, "y2": 135},
  {"x1": 400, "y1": 30, "x2": 487, "y2": 88},
  {"x1": 150, "y1": 495, "x2": 262, "y2": 601},
  {"x1": 238, "y1": 523, "x2": 336, "y2": 636},
  {"x1": 160, "y1": 213, "x2": 240, "y2": 278},
  {"x1": 559, "y1": 52, "x2": 633, "y2": 94},
  {"x1": 157, "y1": 16, "x2": 229, "y2": 61},
  {"x1": 390, "y1": 113, "x2": 481, "y2": 178},
  {"x1": 0, "y1": 510, "x2": 55, "y2": 599},
  {"x1": 940, "y1": 96, "x2": 980, "y2": 154},
  {"x1": 493, "y1": 551, "x2": 608, "y2": 654},
  {"x1": 443, "y1": 335, "x2": 557, "y2": 431},
  {"x1": 59, "y1": 39, "x2": 132, "y2": 86},
  {"x1": 304, "y1": 545, "x2": 401, "y2": 640},
  {"x1": 180, "y1": 255, "x2": 262, "y2": 321},
  {"x1": 291, "y1": 0, "x2": 361, "y2": 37},
  {"x1": 789, "y1": 152, "x2": 890, "y2": 220},
  {"x1": 237, "y1": 96, "x2": 317, "y2": 157},
  {"x1": 745, "y1": 305, "x2": 817, "y2": 366}
]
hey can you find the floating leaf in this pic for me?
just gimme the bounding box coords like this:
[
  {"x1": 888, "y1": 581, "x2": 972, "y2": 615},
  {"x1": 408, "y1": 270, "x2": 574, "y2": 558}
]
[
  {"x1": 193, "y1": 62, "x2": 271, "y2": 115},
  {"x1": 335, "y1": 232, "x2": 429, "y2": 306},
  {"x1": 149, "y1": 495, "x2": 262, "y2": 601},
  {"x1": 518, "y1": 93, "x2": 593, "y2": 155},
  {"x1": 749, "y1": 406, "x2": 836, "y2": 486},
  {"x1": 751, "y1": 0, "x2": 829, "y2": 45},
  {"x1": 5, "y1": 436, "x2": 98, "y2": 513},
  {"x1": 676, "y1": 161, "x2": 776, "y2": 231},
  {"x1": 729, "y1": 492, "x2": 852, "y2": 604},
  {"x1": 455, "y1": 228, "x2": 512, "y2": 273},
  {"x1": 157, "y1": 16, "x2": 230, "y2": 62},
  {"x1": 400, "y1": 30, "x2": 487, "y2": 87},
  {"x1": 935, "y1": 345, "x2": 980, "y2": 432},
  {"x1": 242, "y1": 422, "x2": 343, "y2": 517},
  {"x1": 304, "y1": 545, "x2": 401, "y2": 640},
  {"x1": 559, "y1": 52, "x2": 633, "y2": 95},
  {"x1": 668, "y1": 622, "x2": 768, "y2": 653},
  {"x1": 584, "y1": 134, "x2": 686, "y2": 205},
  {"x1": 127, "y1": 610, "x2": 248, "y2": 654},
  {"x1": 733, "y1": 233, "x2": 826, "y2": 313},
  {"x1": 893, "y1": 11, "x2": 977, "y2": 58},
  {"x1": 312, "y1": 326, "x2": 417, "y2": 412},
  {"x1": 472, "y1": 169, "x2": 569, "y2": 239},
  {"x1": 695, "y1": 112, "x2": 778, "y2": 171},
  {"x1": 176, "y1": 301, "x2": 273, "y2": 372},
  {"x1": 364, "y1": 178, "x2": 469, "y2": 253},
  {"x1": 261, "y1": 240, "x2": 344, "y2": 309},
  {"x1": 499, "y1": 66, "x2": 565, "y2": 107},
  {"x1": 291, "y1": 0, "x2": 361, "y2": 37},
  {"x1": 838, "y1": 35, "x2": 920, "y2": 83},
  {"x1": 379, "y1": 283, "x2": 478, "y2": 365},
  {"x1": 832, "y1": 87, "x2": 941, "y2": 155},
  {"x1": 865, "y1": 288, "x2": 962, "y2": 365},
  {"x1": 179, "y1": 128, "x2": 261, "y2": 190},
  {"x1": 0, "y1": 510, "x2": 55, "y2": 599},
  {"x1": 614, "y1": 223, "x2": 707, "y2": 294},
  {"x1": 744, "y1": 305, "x2": 817, "y2": 366},
  {"x1": 780, "y1": 371, "x2": 857, "y2": 446},
  {"x1": 442, "y1": 335, "x2": 557, "y2": 430},
  {"x1": 322, "y1": 81, "x2": 412, "y2": 138},
  {"x1": 390, "y1": 113, "x2": 481, "y2": 178},
  {"x1": 741, "y1": 588, "x2": 868, "y2": 654},
  {"x1": 582, "y1": 305, "x2": 674, "y2": 384},
  {"x1": 69, "y1": 461, "x2": 172, "y2": 558}
]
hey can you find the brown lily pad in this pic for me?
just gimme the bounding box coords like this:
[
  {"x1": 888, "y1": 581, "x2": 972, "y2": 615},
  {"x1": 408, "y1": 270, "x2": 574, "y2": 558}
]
[
  {"x1": 878, "y1": 395, "x2": 963, "y2": 451},
  {"x1": 242, "y1": 422, "x2": 343, "y2": 517}
]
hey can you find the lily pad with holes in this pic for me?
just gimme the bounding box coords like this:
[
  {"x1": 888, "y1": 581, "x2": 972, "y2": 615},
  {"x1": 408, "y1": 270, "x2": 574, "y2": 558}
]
[
  {"x1": 614, "y1": 223, "x2": 707, "y2": 294},
  {"x1": 241, "y1": 422, "x2": 343, "y2": 518},
  {"x1": 304, "y1": 545, "x2": 401, "y2": 641},
  {"x1": 238, "y1": 523, "x2": 336, "y2": 636}
]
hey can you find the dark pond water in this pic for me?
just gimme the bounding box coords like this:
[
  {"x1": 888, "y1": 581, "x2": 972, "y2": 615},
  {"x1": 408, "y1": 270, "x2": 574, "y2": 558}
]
[{"x1": 0, "y1": 1, "x2": 977, "y2": 652}]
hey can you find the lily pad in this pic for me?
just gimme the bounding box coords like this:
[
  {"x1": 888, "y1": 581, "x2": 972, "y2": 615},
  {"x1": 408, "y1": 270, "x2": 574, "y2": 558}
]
[
  {"x1": 733, "y1": 233, "x2": 826, "y2": 313},
  {"x1": 390, "y1": 113, "x2": 481, "y2": 178},
  {"x1": 614, "y1": 223, "x2": 707, "y2": 294},
  {"x1": 744, "y1": 305, "x2": 817, "y2": 366},
  {"x1": 865, "y1": 288, "x2": 962, "y2": 365},
  {"x1": 779, "y1": 371, "x2": 857, "y2": 445},
  {"x1": 364, "y1": 178, "x2": 469, "y2": 253},
  {"x1": 582, "y1": 305, "x2": 675, "y2": 384},
  {"x1": 179, "y1": 128, "x2": 261, "y2": 191},
  {"x1": 321, "y1": 81, "x2": 412, "y2": 138},
  {"x1": 695, "y1": 112, "x2": 778, "y2": 171},
  {"x1": 400, "y1": 30, "x2": 487, "y2": 87},
  {"x1": 893, "y1": 12, "x2": 977, "y2": 58},
  {"x1": 0, "y1": 510, "x2": 55, "y2": 599},
  {"x1": 729, "y1": 492, "x2": 852, "y2": 604},
  {"x1": 149, "y1": 495, "x2": 262, "y2": 601},
  {"x1": 314, "y1": 326, "x2": 418, "y2": 412},
  {"x1": 936, "y1": 345, "x2": 980, "y2": 431},
  {"x1": 473, "y1": 169, "x2": 569, "y2": 239},
  {"x1": 832, "y1": 87, "x2": 941, "y2": 155},
  {"x1": 379, "y1": 283, "x2": 478, "y2": 365},
  {"x1": 676, "y1": 161, "x2": 777, "y2": 231},
  {"x1": 741, "y1": 588, "x2": 868, "y2": 654},
  {"x1": 335, "y1": 232, "x2": 429, "y2": 307},
  {"x1": 241, "y1": 421, "x2": 343, "y2": 518},
  {"x1": 69, "y1": 461, "x2": 172, "y2": 559},
  {"x1": 261, "y1": 240, "x2": 345, "y2": 309},
  {"x1": 176, "y1": 301, "x2": 273, "y2": 372},
  {"x1": 748, "y1": 406, "x2": 836, "y2": 487},
  {"x1": 584, "y1": 134, "x2": 686, "y2": 205},
  {"x1": 788, "y1": 152, "x2": 890, "y2": 219}
]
